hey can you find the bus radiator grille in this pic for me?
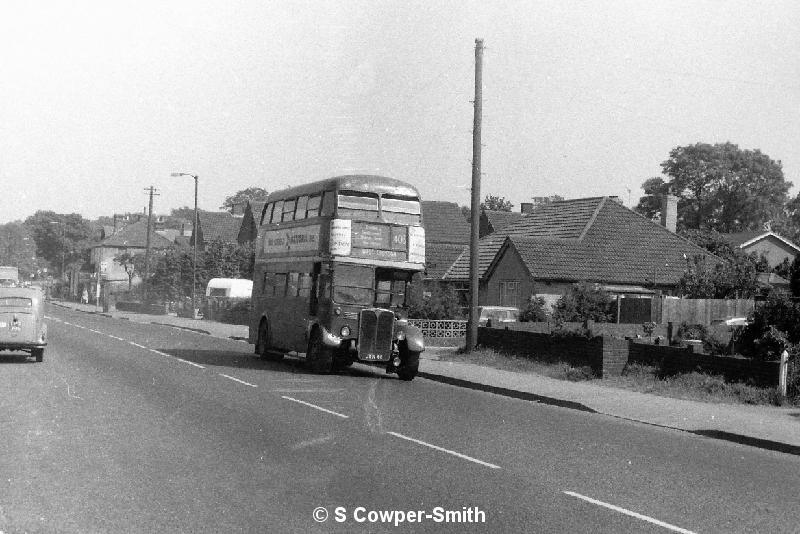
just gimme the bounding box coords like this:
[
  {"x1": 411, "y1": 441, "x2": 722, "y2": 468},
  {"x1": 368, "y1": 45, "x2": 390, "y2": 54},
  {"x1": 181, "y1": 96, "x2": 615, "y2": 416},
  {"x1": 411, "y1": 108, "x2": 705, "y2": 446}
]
[{"x1": 358, "y1": 309, "x2": 394, "y2": 361}]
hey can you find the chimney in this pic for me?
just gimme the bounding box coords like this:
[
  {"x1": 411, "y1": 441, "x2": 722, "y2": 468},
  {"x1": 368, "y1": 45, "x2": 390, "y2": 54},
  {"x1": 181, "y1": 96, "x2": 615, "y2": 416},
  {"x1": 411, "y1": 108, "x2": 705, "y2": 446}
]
[
  {"x1": 520, "y1": 202, "x2": 534, "y2": 214},
  {"x1": 660, "y1": 194, "x2": 678, "y2": 233}
]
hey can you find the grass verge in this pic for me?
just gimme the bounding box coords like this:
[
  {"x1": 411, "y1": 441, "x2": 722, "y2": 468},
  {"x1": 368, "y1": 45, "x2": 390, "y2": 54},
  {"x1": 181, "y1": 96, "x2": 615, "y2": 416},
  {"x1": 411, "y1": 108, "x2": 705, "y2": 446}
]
[{"x1": 433, "y1": 347, "x2": 795, "y2": 407}]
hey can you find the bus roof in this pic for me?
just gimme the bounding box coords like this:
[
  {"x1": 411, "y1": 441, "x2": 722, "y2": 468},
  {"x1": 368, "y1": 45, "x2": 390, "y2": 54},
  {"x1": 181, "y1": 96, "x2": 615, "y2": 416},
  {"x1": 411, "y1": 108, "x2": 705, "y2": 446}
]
[{"x1": 264, "y1": 175, "x2": 420, "y2": 203}]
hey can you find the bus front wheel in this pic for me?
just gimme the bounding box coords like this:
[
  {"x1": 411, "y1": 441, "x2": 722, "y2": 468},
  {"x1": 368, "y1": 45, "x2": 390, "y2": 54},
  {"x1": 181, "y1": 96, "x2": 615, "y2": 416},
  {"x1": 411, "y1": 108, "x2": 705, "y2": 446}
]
[
  {"x1": 396, "y1": 347, "x2": 419, "y2": 381},
  {"x1": 258, "y1": 321, "x2": 283, "y2": 362},
  {"x1": 306, "y1": 330, "x2": 334, "y2": 374}
]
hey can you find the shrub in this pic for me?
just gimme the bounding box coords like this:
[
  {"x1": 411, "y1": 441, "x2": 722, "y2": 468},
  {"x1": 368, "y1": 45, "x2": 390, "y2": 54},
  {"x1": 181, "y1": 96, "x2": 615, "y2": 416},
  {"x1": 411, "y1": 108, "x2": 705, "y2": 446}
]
[
  {"x1": 520, "y1": 295, "x2": 548, "y2": 322},
  {"x1": 738, "y1": 293, "x2": 800, "y2": 360},
  {"x1": 551, "y1": 282, "x2": 614, "y2": 323},
  {"x1": 407, "y1": 282, "x2": 464, "y2": 320}
]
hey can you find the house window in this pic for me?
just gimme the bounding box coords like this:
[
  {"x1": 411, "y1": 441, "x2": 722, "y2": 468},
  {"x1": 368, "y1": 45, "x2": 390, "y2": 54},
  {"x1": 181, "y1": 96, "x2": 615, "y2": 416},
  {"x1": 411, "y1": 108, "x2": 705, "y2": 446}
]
[{"x1": 499, "y1": 280, "x2": 521, "y2": 308}]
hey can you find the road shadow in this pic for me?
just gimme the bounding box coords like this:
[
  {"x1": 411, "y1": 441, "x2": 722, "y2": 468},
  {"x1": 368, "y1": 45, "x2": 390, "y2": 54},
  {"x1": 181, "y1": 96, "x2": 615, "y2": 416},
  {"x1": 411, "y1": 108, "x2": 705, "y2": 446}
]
[
  {"x1": 0, "y1": 353, "x2": 36, "y2": 364},
  {"x1": 156, "y1": 348, "x2": 399, "y2": 381}
]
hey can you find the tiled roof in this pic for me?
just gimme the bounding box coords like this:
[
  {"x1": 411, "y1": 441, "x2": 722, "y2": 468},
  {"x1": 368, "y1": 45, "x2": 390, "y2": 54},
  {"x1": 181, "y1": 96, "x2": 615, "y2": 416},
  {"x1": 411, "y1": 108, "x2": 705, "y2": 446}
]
[
  {"x1": 422, "y1": 201, "x2": 470, "y2": 245},
  {"x1": 483, "y1": 210, "x2": 523, "y2": 234},
  {"x1": 445, "y1": 196, "x2": 716, "y2": 286},
  {"x1": 425, "y1": 242, "x2": 467, "y2": 280},
  {"x1": 197, "y1": 212, "x2": 242, "y2": 245},
  {"x1": 95, "y1": 221, "x2": 174, "y2": 249}
]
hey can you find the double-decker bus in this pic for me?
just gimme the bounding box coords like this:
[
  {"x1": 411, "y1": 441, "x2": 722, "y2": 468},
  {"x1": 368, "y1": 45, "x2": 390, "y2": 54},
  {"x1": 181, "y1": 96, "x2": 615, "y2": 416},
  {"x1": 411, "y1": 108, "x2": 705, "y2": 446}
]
[{"x1": 249, "y1": 175, "x2": 426, "y2": 380}]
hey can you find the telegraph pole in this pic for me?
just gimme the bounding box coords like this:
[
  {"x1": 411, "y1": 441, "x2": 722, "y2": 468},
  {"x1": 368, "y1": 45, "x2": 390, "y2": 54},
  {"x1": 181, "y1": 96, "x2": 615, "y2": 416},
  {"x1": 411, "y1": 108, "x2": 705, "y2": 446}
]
[
  {"x1": 466, "y1": 38, "x2": 484, "y2": 352},
  {"x1": 143, "y1": 186, "x2": 159, "y2": 302}
]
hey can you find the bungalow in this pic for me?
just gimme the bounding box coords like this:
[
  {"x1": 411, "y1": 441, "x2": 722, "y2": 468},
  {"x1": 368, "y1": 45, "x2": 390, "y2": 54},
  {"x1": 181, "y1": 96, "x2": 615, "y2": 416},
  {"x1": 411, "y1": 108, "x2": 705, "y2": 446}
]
[{"x1": 443, "y1": 196, "x2": 717, "y2": 308}]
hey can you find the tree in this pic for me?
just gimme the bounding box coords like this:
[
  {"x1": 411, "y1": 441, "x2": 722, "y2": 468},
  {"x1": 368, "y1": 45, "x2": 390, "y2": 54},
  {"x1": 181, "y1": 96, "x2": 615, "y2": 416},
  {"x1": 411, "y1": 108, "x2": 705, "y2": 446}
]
[
  {"x1": 220, "y1": 187, "x2": 269, "y2": 211},
  {"x1": 0, "y1": 222, "x2": 43, "y2": 279},
  {"x1": 481, "y1": 195, "x2": 513, "y2": 212},
  {"x1": 636, "y1": 143, "x2": 791, "y2": 232},
  {"x1": 676, "y1": 254, "x2": 762, "y2": 298},
  {"x1": 114, "y1": 251, "x2": 147, "y2": 291},
  {"x1": 634, "y1": 177, "x2": 669, "y2": 220},
  {"x1": 789, "y1": 256, "x2": 800, "y2": 298},
  {"x1": 24, "y1": 211, "x2": 94, "y2": 275}
]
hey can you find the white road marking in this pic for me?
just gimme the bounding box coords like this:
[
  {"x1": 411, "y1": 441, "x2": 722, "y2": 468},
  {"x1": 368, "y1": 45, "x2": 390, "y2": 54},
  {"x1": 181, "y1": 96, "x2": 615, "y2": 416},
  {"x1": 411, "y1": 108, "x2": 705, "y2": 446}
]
[
  {"x1": 281, "y1": 396, "x2": 349, "y2": 418},
  {"x1": 88, "y1": 329, "x2": 102, "y2": 334},
  {"x1": 149, "y1": 349, "x2": 170, "y2": 357},
  {"x1": 128, "y1": 341, "x2": 146, "y2": 349},
  {"x1": 176, "y1": 358, "x2": 205, "y2": 369},
  {"x1": 563, "y1": 491, "x2": 697, "y2": 534},
  {"x1": 108, "y1": 335, "x2": 125, "y2": 341},
  {"x1": 219, "y1": 373, "x2": 258, "y2": 388},
  {"x1": 386, "y1": 431, "x2": 501, "y2": 469},
  {"x1": 272, "y1": 389, "x2": 346, "y2": 393}
]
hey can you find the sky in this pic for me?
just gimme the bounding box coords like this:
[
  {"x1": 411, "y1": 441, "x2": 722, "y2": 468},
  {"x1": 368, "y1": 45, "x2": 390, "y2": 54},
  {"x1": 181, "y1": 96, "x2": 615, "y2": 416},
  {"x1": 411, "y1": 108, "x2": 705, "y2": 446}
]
[{"x1": 1, "y1": 0, "x2": 798, "y2": 223}]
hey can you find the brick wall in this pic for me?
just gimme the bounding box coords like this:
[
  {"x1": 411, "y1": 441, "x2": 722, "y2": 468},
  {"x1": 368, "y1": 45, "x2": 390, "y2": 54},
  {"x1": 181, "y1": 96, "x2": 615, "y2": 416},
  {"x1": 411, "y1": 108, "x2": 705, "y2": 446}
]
[
  {"x1": 478, "y1": 327, "x2": 604, "y2": 375},
  {"x1": 629, "y1": 342, "x2": 780, "y2": 386},
  {"x1": 478, "y1": 327, "x2": 780, "y2": 385},
  {"x1": 504, "y1": 321, "x2": 668, "y2": 340}
]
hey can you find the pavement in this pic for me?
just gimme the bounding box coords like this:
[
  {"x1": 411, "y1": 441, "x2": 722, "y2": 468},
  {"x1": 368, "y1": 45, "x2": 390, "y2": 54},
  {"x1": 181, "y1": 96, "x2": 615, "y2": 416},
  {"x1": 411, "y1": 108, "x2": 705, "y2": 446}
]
[{"x1": 51, "y1": 300, "x2": 800, "y2": 456}]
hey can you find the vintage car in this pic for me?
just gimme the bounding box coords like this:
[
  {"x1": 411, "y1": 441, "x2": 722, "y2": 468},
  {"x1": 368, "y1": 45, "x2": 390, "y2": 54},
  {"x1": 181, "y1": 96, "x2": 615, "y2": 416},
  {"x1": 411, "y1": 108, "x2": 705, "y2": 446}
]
[{"x1": 0, "y1": 286, "x2": 47, "y2": 362}]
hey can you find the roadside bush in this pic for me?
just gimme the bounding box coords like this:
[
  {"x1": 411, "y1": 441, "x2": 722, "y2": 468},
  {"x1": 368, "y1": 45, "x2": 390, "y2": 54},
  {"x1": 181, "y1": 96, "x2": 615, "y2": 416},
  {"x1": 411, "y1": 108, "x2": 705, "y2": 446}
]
[
  {"x1": 738, "y1": 293, "x2": 800, "y2": 361},
  {"x1": 551, "y1": 282, "x2": 614, "y2": 323},
  {"x1": 407, "y1": 282, "x2": 463, "y2": 320},
  {"x1": 520, "y1": 295, "x2": 548, "y2": 322}
]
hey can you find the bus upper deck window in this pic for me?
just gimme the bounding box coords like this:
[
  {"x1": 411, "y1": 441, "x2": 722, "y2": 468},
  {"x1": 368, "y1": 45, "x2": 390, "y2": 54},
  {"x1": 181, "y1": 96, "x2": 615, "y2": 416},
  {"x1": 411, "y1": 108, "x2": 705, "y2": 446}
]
[
  {"x1": 282, "y1": 199, "x2": 296, "y2": 222},
  {"x1": 261, "y1": 203, "x2": 274, "y2": 225},
  {"x1": 307, "y1": 194, "x2": 322, "y2": 218},
  {"x1": 271, "y1": 201, "x2": 283, "y2": 223},
  {"x1": 295, "y1": 196, "x2": 309, "y2": 220}
]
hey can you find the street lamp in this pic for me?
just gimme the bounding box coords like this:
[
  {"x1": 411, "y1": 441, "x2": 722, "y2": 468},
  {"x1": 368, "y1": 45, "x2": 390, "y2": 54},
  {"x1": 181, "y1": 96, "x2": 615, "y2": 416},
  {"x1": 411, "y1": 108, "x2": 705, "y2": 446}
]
[{"x1": 171, "y1": 172, "x2": 199, "y2": 318}]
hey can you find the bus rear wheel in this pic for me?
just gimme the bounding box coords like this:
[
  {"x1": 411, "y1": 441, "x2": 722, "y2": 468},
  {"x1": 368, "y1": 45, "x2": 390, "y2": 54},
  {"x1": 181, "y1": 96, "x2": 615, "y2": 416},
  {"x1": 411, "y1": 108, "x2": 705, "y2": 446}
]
[
  {"x1": 257, "y1": 321, "x2": 283, "y2": 362},
  {"x1": 396, "y1": 347, "x2": 419, "y2": 381},
  {"x1": 306, "y1": 330, "x2": 334, "y2": 374}
]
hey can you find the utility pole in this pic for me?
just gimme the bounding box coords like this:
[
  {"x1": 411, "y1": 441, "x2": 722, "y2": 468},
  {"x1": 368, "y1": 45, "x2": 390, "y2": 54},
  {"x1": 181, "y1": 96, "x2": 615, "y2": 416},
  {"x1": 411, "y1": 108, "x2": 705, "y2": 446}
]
[
  {"x1": 143, "y1": 186, "x2": 159, "y2": 302},
  {"x1": 465, "y1": 38, "x2": 484, "y2": 352}
]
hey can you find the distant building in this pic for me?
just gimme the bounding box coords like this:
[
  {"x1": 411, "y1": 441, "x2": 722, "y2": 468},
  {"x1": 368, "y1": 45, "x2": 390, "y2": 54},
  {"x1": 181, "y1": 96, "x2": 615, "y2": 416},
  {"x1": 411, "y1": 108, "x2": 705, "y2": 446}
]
[
  {"x1": 193, "y1": 212, "x2": 243, "y2": 249},
  {"x1": 723, "y1": 230, "x2": 800, "y2": 270},
  {"x1": 91, "y1": 220, "x2": 175, "y2": 292},
  {"x1": 421, "y1": 201, "x2": 470, "y2": 282}
]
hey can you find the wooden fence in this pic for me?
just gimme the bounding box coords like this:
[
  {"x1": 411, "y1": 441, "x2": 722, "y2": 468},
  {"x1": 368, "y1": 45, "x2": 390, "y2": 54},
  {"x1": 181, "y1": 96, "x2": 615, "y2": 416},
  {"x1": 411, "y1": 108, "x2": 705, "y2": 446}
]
[{"x1": 617, "y1": 296, "x2": 755, "y2": 325}]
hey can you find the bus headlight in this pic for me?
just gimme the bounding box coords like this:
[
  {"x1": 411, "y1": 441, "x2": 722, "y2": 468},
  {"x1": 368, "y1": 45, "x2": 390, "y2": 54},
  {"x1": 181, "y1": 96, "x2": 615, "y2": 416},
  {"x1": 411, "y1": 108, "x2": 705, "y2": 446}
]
[{"x1": 340, "y1": 326, "x2": 351, "y2": 337}]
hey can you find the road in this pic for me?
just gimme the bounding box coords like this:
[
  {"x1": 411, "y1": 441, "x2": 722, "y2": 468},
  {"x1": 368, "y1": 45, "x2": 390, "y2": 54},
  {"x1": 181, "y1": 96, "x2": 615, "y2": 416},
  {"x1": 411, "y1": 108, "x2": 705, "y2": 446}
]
[{"x1": 1, "y1": 304, "x2": 799, "y2": 533}]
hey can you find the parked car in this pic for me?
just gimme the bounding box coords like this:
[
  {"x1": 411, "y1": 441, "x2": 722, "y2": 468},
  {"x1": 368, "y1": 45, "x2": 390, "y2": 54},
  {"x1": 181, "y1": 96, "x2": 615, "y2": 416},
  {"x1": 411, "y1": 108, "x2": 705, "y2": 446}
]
[
  {"x1": 711, "y1": 317, "x2": 750, "y2": 327},
  {"x1": 0, "y1": 286, "x2": 47, "y2": 362},
  {"x1": 478, "y1": 306, "x2": 519, "y2": 326}
]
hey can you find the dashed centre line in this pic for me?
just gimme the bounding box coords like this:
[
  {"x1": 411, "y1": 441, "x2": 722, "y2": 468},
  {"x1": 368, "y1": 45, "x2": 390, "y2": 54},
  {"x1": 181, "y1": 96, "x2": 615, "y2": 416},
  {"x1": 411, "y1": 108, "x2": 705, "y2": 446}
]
[
  {"x1": 219, "y1": 373, "x2": 257, "y2": 387},
  {"x1": 386, "y1": 431, "x2": 501, "y2": 469},
  {"x1": 281, "y1": 396, "x2": 349, "y2": 418},
  {"x1": 563, "y1": 491, "x2": 697, "y2": 534}
]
